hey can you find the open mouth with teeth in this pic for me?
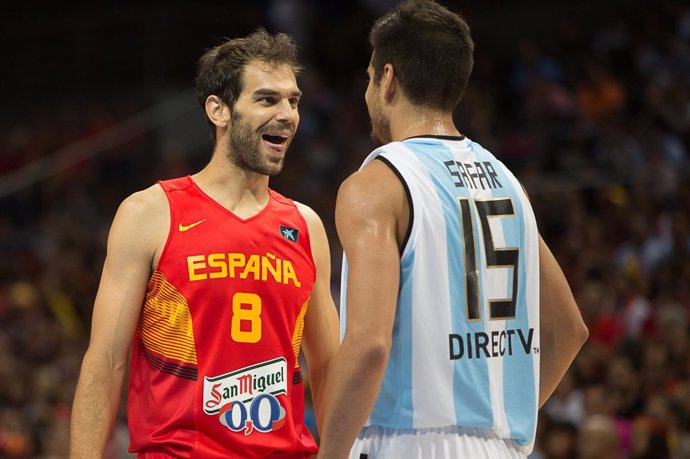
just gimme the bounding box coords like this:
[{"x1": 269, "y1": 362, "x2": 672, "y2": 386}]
[
  {"x1": 262, "y1": 134, "x2": 288, "y2": 144},
  {"x1": 261, "y1": 133, "x2": 289, "y2": 153}
]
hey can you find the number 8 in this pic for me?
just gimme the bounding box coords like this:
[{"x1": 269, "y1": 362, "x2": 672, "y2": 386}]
[{"x1": 231, "y1": 292, "x2": 262, "y2": 343}]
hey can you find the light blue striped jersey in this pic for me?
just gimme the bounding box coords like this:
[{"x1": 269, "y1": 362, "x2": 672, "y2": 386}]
[{"x1": 340, "y1": 135, "x2": 540, "y2": 450}]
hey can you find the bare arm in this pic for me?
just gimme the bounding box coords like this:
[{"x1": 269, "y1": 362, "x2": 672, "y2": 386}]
[
  {"x1": 295, "y1": 203, "x2": 340, "y2": 436},
  {"x1": 538, "y1": 236, "x2": 589, "y2": 406},
  {"x1": 317, "y1": 161, "x2": 405, "y2": 459},
  {"x1": 70, "y1": 186, "x2": 168, "y2": 458}
]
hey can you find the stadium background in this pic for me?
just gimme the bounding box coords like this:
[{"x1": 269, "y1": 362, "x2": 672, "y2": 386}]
[{"x1": 2, "y1": 0, "x2": 689, "y2": 457}]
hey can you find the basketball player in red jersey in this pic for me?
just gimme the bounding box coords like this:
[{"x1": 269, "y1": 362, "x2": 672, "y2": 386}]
[{"x1": 70, "y1": 30, "x2": 340, "y2": 458}]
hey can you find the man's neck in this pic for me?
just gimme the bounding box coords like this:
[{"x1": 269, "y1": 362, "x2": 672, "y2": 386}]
[
  {"x1": 192, "y1": 152, "x2": 271, "y2": 218},
  {"x1": 390, "y1": 105, "x2": 460, "y2": 141}
]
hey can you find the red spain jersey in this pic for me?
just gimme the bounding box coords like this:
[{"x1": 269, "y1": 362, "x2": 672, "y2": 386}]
[{"x1": 127, "y1": 176, "x2": 318, "y2": 458}]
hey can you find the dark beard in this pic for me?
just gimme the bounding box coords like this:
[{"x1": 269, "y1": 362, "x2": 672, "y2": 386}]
[
  {"x1": 227, "y1": 110, "x2": 286, "y2": 176},
  {"x1": 369, "y1": 107, "x2": 391, "y2": 146}
]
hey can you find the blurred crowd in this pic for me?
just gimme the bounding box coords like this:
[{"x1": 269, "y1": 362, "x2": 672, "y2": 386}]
[{"x1": 1, "y1": 1, "x2": 690, "y2": 457}]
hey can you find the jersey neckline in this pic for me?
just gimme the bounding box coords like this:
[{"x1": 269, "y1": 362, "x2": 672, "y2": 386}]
[
  {"x1": 186, "y1": 175, "x2": 274, "y2": 223},
  {"x1": 403, "y1": 134, "x2": 466, "y2": 141}
]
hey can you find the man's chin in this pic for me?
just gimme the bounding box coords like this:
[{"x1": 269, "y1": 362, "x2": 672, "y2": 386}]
[
  {"x1": 266, "y1": 166, "x2": 283, "y2": 177},
  {"x1": 257, "y1": 145, "x2": 286, "y2": 175},
  {"x1": 263, "y1": 158, "x2": 284, "y2": 177}
]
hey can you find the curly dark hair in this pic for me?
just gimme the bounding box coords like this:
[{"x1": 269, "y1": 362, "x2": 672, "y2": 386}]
[{"x1": 195, "y1": 29, "x2": 301, "y2": 140}]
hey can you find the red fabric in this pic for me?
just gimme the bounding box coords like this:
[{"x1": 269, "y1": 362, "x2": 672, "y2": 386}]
[
  {"x1": 127, "y1": 176, "x2": 317, "y2": 458},
  {"x1": 590, "y1": 313, "x2": 624, "y2": 348}
]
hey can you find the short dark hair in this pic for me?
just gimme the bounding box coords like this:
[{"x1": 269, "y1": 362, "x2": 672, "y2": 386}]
[
  {"x1": 369, "y1": 0, "x2": 474, "y2": 111},
  {"x1": 195, "y1": 29, "x2": 301, "y2": 139}
]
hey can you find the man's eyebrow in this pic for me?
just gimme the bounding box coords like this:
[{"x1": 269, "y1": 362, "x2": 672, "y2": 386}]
[{"x1": 253, "y1": 88, "x2": 303, "y2": 97}]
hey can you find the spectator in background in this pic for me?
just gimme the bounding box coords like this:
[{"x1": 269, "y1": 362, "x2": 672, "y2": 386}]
[
  {"x1": 576, "y1": 60, "x2": 626, "y2": 124},
  {"x1": 539, "y1": 419, "x2": 578, "y2": 459},
  {"x1": 578, "y1": 414, "x2": 621, "y2": 459}
]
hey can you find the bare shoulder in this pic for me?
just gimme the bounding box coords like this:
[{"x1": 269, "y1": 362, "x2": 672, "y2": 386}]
[
  {"x1": 294, "y1": 201, "x2": 324, "y2": 229},
  {"x1": 337, "y1": 159, "x2": 406, "y2": 225},
  {"x1": 293, "y1": 202, "x2": 332, "y2": 277},
  {"x1": 294, "y1": 201, "x2": 330, "y2": 250},
  {"x1": 117, "y1": 184, "x2": 167, "y2": 221},
  {"x1": 109, "y1": 184, "x2": 169, "y2": 259}
]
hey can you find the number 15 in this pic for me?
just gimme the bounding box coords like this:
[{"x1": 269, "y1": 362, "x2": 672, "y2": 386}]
[{"x1": 458, "y1": 197, "x2": 519, "y2": 322}]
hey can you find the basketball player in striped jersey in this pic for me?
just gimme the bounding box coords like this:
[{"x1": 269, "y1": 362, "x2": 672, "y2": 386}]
[
  {"x1": 318, "y1": 1, "x2": 588, "y2": 458},
  {"x1": 70, "y1": 30, "x2": 340, "y2": 458}
]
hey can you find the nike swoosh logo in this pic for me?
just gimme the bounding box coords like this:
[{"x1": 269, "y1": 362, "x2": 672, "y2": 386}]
[{"x1": 178, "y1": 219, "x2": 207, "y2": 232}]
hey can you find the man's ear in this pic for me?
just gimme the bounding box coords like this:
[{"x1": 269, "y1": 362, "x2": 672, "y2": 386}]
[
  {"x1": 205, "y1": 95, "x2": 231, "y2": 128},
  {"x1": 381, "y1": 63, "x2": 397, "y2": 102}
]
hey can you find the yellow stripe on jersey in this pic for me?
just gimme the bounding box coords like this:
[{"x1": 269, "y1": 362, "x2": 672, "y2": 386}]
[
  {"x1": 139, "y1": 271, "x2": 198, "y2": 365},
  {"x1": 291, "y1": 299, "x2": 309, "y2": 368}
]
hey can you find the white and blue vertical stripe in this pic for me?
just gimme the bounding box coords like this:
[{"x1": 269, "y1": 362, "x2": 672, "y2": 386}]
[{"x1": 340, "y1": 136, "x2": 540, "y2": 448}]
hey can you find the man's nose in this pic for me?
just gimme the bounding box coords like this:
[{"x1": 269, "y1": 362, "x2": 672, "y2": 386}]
[{"x1": 275, "y1": 99, "x2": 297, "y2": 124}]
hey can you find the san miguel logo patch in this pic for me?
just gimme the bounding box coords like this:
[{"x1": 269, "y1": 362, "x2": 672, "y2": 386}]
[{"x1": 203, "y1": 358, "x2": 288, "y2": 435}]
